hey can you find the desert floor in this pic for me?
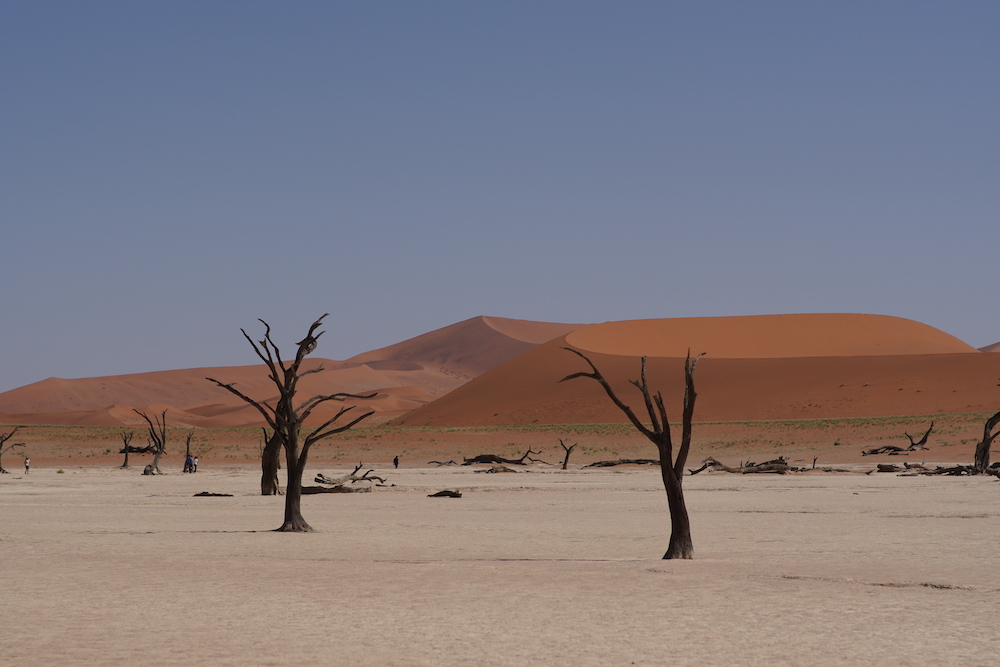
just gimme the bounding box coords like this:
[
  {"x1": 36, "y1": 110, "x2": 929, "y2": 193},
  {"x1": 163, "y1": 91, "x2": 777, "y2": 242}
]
[{"x1": 2, "y1": 462, "x2": 998, "y2": 666}]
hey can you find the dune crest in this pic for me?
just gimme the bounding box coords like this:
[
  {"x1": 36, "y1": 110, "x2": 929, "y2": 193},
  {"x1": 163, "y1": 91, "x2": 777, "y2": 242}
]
[
  {"x1": 979, "y1": 341, "x2": 1000, "y2": 353},
  {"x1": 348, "y1": 316, "x2": 585, "y2": 377},
  {"x1": 565, "y1": 314, "x2": 977, "y2": 359},
  {"x1": 394, "y1": 314, "x2": 997, "y2": 427}
]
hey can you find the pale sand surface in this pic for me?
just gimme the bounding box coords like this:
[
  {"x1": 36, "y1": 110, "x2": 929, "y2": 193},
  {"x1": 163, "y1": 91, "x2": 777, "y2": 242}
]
[{"x1": 2, "y1": 466, "x2": 998, "y2": 666}]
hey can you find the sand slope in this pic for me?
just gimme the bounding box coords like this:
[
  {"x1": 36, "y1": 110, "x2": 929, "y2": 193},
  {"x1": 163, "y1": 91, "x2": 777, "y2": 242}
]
[
  {"x1": 394, "y1": 314, "x2": 998, "y2": 426},
  {"x1": 567, "y1": 313, "x2": 978, "y2": 358},
  {"x1": 0, "y1": 316, "x2": 584, "y2": 427},
  {"x1": 980, "y1": 341, "x2": 1000, "y2": 353}
]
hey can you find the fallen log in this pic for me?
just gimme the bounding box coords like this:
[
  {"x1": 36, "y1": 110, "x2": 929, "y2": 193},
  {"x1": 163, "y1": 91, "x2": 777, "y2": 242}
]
[
  {"x1": 193, "y1": 491, "x2": 233, "y2": 497},
  {"x1": 863, "y1": 445, "x2": 910, "y2": 456},
  {"x1": 474, "y1": 465, "x2": 520, "y2": 474},
  {"x1": 429, "y1": 460, "x2": 459, "y2": 466},
  {"x1": 877, "y1": 463, "x2": 902, "y2": 473},
  {"x1": 315, "y1": 462, "x2": 386, "y2": 487},
  {"x1": 427, "y1": 490, "x2": 462, "y2": 498},
  {"x1": 301, "y1": 484, "x2": 370, "y2": 494},
  {"x1": 700, "y1": 457, "x2": 791, "y2": 474},
  {"x1": 583, "y1": 458, "x2": 660, "y2": 468},
  {"x1": 462, "y1": 448, "x2": 548, "y2": 466},
  {"x1": 863, "y1": 421, "x2": 935, "y2": 456}
]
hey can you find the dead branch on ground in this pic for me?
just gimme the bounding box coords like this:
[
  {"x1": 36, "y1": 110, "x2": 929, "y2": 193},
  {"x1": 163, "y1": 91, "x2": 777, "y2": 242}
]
[
  {"x1": 863, "y1": 420, "x2": 935, "y2": 456},
  {"x1": 583, "y1": 458, "x2": 661, "y2": 468},
  {"x1": 428, "y1": 490, "x2": 462, "y2": 498},
  {"x1": 462, "y1": 447, "x2": 547, "y2": 466},
  {"x1": 474, "y1": 465, "x2": 520, "y2": 473},
  {"x1": 315, "y1": 462, "x2": 386, "y2": 486}
]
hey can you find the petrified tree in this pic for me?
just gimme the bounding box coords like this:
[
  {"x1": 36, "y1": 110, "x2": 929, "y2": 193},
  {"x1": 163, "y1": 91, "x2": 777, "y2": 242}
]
[
  {"x1": 558, "y1": 439, "x2": 577, "y2": 470},
  {"x1": 134, "y1": 409, "x2": 168, "y2": 475},
  {"x1": 118, "y1": 431, "x2": 134, "y2": 468},
  {"x1": 207, "y1": 315, "x2": 376, "y2": 532},
  {"x1": 0, "y1": 427, "x2": 25, "y2": 474},
  {"x1": 560, "y1": 348, "x2": 703, "y2": 559},
  {"x1": 973, "y1": 409, "x2": 1000, "y2": 473}
]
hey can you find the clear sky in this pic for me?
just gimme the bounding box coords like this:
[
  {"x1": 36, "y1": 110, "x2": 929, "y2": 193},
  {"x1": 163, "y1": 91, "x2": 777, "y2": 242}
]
[{"x1": 2, "y1": 1, "x2": 998, "y2": 393}]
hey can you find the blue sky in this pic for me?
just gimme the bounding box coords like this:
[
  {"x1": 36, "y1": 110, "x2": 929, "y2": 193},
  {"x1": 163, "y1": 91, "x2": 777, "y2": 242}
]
[{"x1": 2, "y1": 1, "x2": 998, "y2": 393}]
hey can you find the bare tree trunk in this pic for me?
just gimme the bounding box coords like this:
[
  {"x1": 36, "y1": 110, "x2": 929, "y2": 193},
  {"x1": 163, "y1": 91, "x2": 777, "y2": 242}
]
[
  {"x1": 119, "y1": 430, "x2": 133, "y2": 468},
  {"x1": 277, "y1": 440, "x2": 312, "y2": 532},
  {"x1": 559, "y1": 439, "x2": 577, "y2": 470},
  {"x1": 261, "y1": 430, "x2": 283, "y2": 495},
  {"x1": 973, "y1": 410, "x2": 1000, "y2": 473},
  {"x1": 660, "y1": 463, "x2": 693, "y2": 559}
]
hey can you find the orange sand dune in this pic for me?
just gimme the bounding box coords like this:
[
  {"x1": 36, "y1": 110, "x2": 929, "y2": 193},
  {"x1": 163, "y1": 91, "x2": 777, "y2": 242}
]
[
  {"x1": 980, "y1": 341, "x2": 1000, "y2": 353},
  {"x1": 566, "y1": 314, "x2": 977, "y2": 358},
  {"x1": 0, "y1": 316, "x2": 583, "y2": 427},
  {"x1": 348, "y1": 315, "x2": 583, "y2": 377},
  {"x1": 395, "y1": 315, "x2": 998, "y2": 427}
]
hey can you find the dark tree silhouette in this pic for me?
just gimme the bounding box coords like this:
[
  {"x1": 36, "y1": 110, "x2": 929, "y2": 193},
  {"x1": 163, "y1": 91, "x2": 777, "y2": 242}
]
[
  {"x1": 558, "y1": 439, "x2": 577, "y2": 470},
  {"x1": 904, "y1": 421, "x2": 935, "y2": 450},
  {"x1": 133, "y1": 409, "x2": 168, "y2": 475},
  {"x1": 118, "y1": 430, "x2": 134, "y2": 468},
  {"x1": 560, "y1": 348, "x2": 703, "y2": 559},
  {"x1": 0, "y1": 427, "x2": 25, "y2": 474},
  {"x1": 207, "y1": 314, "x2": 376, "y2": 532},
  {"x1": 973, "y1": 410, "x2": 1000, "y2": 473}
]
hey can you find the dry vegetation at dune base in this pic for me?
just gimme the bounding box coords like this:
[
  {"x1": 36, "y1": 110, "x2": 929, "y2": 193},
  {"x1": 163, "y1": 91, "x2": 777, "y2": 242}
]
[
  {"x1": 1, "y1": 464, "x2": 999, "y2": 666},
  {"x1": 5, "y1": 410, "x2": 996, "y2": 470}
]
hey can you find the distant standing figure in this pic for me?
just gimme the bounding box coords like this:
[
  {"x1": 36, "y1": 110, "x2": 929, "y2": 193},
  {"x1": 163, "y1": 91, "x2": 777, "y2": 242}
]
[
  {"x1": 24, "y1": 457, "x2": 30, "y2": 474},
  {"x1": 184, "y1": 455, "x2": 193, "y2": 473},
  {"x1": 393, "y1": 455, "x2": 399, "y2": 469},
  {"x1": 192, "y1": 456, "x2": 198, "y2": 473}
]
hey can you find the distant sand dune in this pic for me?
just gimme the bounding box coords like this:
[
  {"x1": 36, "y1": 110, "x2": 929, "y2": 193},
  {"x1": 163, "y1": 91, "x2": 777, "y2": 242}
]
[
  {"x1": 566, "y1": 313, "x2": 977, "y2": 358},
  {"x1": 0, "y1": 316, "x2": 584, "y2": 427},
  {"x1": 394, "y1": 314, "x2": 999, "y2": 427}
]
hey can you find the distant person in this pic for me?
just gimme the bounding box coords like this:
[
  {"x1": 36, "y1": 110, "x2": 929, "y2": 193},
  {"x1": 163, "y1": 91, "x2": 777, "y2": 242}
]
[
  {"x1": 183, "y1": 455, "x2": 193, "y2": 473},
  {"x1": 192, "y1": 456, "x2": 199, "y2": 473},
  {"x1": 393, "y1": 455, "x2": 399, "y2": 469},
  {"x1": 24, "y1": 457, "x2": 30, "y2": 474}
]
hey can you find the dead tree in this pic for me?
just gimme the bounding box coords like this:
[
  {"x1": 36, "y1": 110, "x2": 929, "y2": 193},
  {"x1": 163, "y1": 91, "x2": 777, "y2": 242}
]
[
  {"x1": 905, "y1": 420, "x2": 934, "y2": 450},
  {"x1": 134, "y1": 409, "x2": 168, "y2": 475},
  {"x1": 560, "y1": 348, "x2": 703, "y2": 559},
  {"x1": 0, "y1": 427, "x2": 24, "y2": 474},
  {"x1": 207, "y1": 314, "x2": 376, "y2": 532},
  {"x1": 558, "y1": 439, "x2": 577, "y2": 470},
  {"x1": 973, "y1": 410, "x2": 1000, "y2": 473},
  {"x1": 118, "y1": 431, "x2": 134, "y2": 468},
  {"x1": 260, "y1": 428, "x2": 283, "y2": 496}
]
